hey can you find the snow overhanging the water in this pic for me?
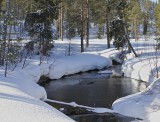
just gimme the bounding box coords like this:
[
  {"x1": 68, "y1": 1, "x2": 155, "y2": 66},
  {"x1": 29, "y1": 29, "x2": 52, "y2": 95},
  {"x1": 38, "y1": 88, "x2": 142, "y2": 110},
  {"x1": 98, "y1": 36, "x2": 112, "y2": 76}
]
[{"x1": 0, "y1": 50, "x2": 114, "y2": 122}]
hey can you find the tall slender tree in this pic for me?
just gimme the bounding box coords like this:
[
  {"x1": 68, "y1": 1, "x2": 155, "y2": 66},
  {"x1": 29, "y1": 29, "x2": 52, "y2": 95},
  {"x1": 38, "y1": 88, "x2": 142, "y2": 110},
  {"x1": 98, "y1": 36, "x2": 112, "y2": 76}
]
[
  {"x1": 86, "y1": 0, "x2": 89, "y2": 47},
  {"x1": 125, "y1": 0, "x2": 142, "y2": 41},
  {"x1": 154, "y1": 2, "x2": 160, "y2": 33}
]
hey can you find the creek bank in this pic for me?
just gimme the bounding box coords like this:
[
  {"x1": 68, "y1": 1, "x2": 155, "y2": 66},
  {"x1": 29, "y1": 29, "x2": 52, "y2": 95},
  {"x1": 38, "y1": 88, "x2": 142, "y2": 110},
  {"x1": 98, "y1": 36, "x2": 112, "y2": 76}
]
[
  {"x1": 112, "y1": 51, "x2": 160, "y2": 121},
  {"x1": 43, "y1": 65, "x2": 147, "y2": 122}
]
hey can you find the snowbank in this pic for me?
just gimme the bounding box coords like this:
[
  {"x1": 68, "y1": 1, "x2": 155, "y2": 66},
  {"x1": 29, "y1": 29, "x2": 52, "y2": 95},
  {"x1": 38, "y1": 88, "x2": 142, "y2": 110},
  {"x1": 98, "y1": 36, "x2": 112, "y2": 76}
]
[
  {"x1": 113, "y1": 78, "x2": 160, "y2": 120},
  {"x1": 147, "y1": 110, "x2": 160, "y2": 122},
  {"x1": 48, "y1": 53, "x2": 112, "y2": 79},
  {"x1": 122, "y1": 56, "x2": 159, "y2": 83},
  {"x1": 86, "y1": 48, "x2": 123, "y2": 63},
  {"x1": 0, "y1": 52, "x2": 112, "y2": 122},
  {"x1": 112, "y1": 40, "x2": 160, "y2": 121},
  {"x1": 0, "y1": 64, "x2": 75, "y2": 122},
  {"x1": 0, "y1": 82, "x2": 75, "y2": 122}
]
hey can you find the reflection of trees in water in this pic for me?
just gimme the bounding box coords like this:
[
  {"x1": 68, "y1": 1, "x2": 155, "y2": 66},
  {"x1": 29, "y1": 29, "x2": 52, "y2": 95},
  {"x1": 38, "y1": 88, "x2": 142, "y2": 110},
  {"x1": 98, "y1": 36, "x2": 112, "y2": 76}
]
[
  {"x1": 45, "y1": 72, "x2": 146, "y2": 108},
  {"x1": 45, "y1": 71, "x2": 146, "y2": 122}
]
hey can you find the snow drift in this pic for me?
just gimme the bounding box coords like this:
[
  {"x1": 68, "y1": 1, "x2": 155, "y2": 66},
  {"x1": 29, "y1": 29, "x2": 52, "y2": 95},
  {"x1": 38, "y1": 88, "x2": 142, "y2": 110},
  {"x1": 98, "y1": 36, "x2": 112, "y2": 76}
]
[
  {"x1": 0, "y1": 52, "x2": 112, "y2": 122},
  {"x1": 112, "y1": 40, "x2": 160, "y2": 121},
  {"x1": 112, "y1": 78, "x2": 160, "y2": 121},
  {"x1": 49, "y1": 53, "x2": 112, "y2": 79}
]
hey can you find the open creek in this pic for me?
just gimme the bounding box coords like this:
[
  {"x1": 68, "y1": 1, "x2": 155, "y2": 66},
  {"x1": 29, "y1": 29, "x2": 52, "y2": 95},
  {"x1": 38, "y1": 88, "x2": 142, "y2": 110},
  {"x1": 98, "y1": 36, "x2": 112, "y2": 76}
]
[{"x1": 44, "y1": 66, "x2": 147, "y2": 122}]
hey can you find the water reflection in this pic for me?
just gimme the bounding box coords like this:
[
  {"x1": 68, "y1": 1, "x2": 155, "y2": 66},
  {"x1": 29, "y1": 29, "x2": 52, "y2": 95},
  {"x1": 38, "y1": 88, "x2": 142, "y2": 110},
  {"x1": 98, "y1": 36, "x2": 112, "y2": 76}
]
[
  {"x1": 45, "y1": 71, "x2": 146, "y2": 108},
  {"x1": 71, "y1": 114, "x2": 140, "y2": 122},
  {"x1": 44, "y1": 69, "x2": 146, "y2": 122}
]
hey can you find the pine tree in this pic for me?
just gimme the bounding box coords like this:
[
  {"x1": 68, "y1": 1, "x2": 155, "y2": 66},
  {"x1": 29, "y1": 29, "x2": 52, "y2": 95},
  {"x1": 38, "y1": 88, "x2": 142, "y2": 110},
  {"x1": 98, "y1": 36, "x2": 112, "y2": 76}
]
[
  {"x1": 90, "y1": 0, "x2": 111, "y2": 48},
  {"x1": 154, "y1": 2, "x2": 160, "y2": 33},
  {"x1": 25, "y1": 0, "x2": 59, "y2": 56},
  {"x1": 141, "y1": 0, "x2": 152, "y2": 35},
  {"x1": 63, "y1": 0, "x2": 88, "y2": 52},
  {"x1": 125, "y1": 0, "x2": 142, "y2": 41}
]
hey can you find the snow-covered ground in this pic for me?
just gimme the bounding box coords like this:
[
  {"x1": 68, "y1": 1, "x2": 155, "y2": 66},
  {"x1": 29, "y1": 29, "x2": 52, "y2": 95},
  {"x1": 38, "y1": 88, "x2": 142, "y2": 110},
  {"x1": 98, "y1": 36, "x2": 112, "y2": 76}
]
[
  {"x1": 0, "y1": 38, "x2": 117, "y2": 122},
  {"x1": 0, "y1": 61, "x2": 76, "y2": 122},
  {"x1": 1, "y1": 36, "x2": 160, "y2": 122},
  {"x1": 112, "y1": 38, "x2": 160, "y2": 122}
]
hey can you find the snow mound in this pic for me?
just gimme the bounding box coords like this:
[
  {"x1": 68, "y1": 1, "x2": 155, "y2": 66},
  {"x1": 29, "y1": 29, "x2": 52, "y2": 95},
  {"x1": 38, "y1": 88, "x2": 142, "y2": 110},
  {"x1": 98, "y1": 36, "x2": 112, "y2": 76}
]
[
  {"x1": 86, "y1": 48, "x2": 123, "y2": 64},
  {"x1": 0, "y1": 65, "x2": 75, "y2": 122},
  {"x1": 112, "y1": 78, "x2": 160, "y2": 120},
  {"x1": 122, "y1": 57, "x2": 158, "y2": 83},
  {"x1": 112, "y1": 42, "x2": 160, "y2": 121},
  {"x1": 147, "y1": 110, "x2": 160, "y2": 122},
  {"x1": 49, "y1": 53, "x2": 112, "y2": 79},
  {"x1": 0, "y1": 77, "x2": 75, "y2": 122},
  {"x1": 0, "y1": 51, "x2": 113, "y2": 122}
]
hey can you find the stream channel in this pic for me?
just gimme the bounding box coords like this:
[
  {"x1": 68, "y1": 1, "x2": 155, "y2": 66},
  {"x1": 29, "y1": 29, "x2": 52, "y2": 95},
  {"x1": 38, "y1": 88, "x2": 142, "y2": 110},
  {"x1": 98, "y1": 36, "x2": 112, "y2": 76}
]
[{"x1": 43, "y1": 65, "x2": 147, "y2": 122}]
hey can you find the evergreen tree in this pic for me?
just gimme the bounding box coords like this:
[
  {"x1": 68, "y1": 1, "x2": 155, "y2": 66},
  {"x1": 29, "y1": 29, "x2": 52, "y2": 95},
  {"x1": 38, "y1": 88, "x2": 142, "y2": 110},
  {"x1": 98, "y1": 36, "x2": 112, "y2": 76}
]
[
  {"x1": 125, "y1": 0, "x2": 142, "y2": 40},
  {"x1": 154, "y1": 2, "x2": 160, "y2": 33},
  {"x1": 90, "y1": 0, "x2": 112, "y2": 48},
  {"x1": 25, "y1": 0, "x2": 59, "y2": 57},
  {"x1": 141, "y1": 0, "x2": 152, "y2": 35},
  {"x1": 90, "y1": 0, "x2": 106, "y2": 38},
  {"x1": 63, "y1": 0, "x2": 88, "y2": 52}
]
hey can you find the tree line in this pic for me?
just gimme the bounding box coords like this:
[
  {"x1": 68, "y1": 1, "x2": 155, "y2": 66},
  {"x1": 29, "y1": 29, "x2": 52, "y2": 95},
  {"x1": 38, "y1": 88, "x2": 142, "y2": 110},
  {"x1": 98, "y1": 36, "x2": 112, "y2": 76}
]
[{"x1": 0, "y1": 0, "x2": 159, "y2": 76}]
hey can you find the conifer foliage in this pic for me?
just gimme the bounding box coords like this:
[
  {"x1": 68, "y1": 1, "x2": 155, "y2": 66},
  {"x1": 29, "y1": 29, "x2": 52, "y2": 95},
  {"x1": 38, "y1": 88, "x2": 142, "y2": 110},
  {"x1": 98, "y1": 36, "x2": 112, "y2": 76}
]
[
  {"x1": 24, "y1": 0, "x2": 59, "y2": 57},
  {"x1": 0, "y1": 0, "x2": 158, "y2": 76}
]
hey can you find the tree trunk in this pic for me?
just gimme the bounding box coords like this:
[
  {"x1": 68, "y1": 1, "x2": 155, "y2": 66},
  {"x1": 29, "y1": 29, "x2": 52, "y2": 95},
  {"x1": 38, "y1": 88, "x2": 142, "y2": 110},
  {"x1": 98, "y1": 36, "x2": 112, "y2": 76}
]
[
  {"x1": 60, "y1": 1, "x2": 64, "y2": 41},
  {"x1": 143, "y1": 16, "x2": 148, "y2": 35},
  {"x1": 86, "y1": 0, "x2": 89, "y2": 47},
  {"x1": 2, "y1": 0, "x2": 10, "y2": 66},
  {"x1": 2, "y1": 19, "x2": 7, "y2": 65},
  {"x1": 125, "y1": 26, "x2": 138, "y2": 57},
  {"x1": 106, "y1": 1, "x2": 110, "y2": 48},
  {"x1": 134, "y1": 18, "x2": 138, "y2": 41},
  {"x1": 122, "y1": 8, "x2": 138, "y2": 57},
  {"x1": 4, "y1": 0, "x2": 11, "y2": 76},
  {"x1": 81, "y1": 0, "x2": 84, "y2": 53},
  {"x1": 106, "y1": 17, "x2": 110, "y2": 48}
]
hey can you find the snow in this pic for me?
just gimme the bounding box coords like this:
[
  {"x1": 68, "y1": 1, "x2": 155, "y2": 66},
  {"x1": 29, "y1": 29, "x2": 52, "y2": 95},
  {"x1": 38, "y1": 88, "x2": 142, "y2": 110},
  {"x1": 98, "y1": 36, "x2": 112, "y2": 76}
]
[
  {"x1": 0, "y1": 38, "x2": 115, "y2": 122},
  {"x1": 0, "y1": 64, "x2": 75, "y2": 122},
  {"x1": 113, "y1": 79, "x2": 160, "y2": 120},
  {"x1": 0, "y1": 91, "x2": 74, "y2": 122},
  {"x1": 48, "y1": 53, "x2": 112, "y2": 79},
  {"x1": 91, "y1": 107, "x2": 115, "y2": 114},
  {"x1": 122, "y1": 56, "x2": 159, "y2": 83},
  {"x1": 112, "y1": 39, "x2": 160, "y2": 121},
  {"x1": 1, "y1": 37, "x2": 159, "y2": 121},
  {"x1": 98, "y1": 70, "x2": 113, "y2": 74},
  {"x1": 147, "y1": 111, "x2": 160, "y2": 122},
  {"x1": 46, "y1": 99, "x2": 115, "y2": 114},
  {"x1": 150, "y1": 0, "x2": 158, "y2": 3},
  {"x1": 86, "y1": 48, "x2": 123, "y2": 63},
  {"x1": 0, "y1": 52, "x2": 112, "y2": 121}
]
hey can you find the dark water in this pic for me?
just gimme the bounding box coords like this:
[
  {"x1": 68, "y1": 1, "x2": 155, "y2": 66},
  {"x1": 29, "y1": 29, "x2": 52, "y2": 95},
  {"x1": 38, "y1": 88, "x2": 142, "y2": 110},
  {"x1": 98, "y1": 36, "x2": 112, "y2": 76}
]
[
  {"x1": 44, "y1": 68, "x2": 146, "y2": 122},
  {"x1": 71, "y1": 114, "x2": 141, "y2": 122}
]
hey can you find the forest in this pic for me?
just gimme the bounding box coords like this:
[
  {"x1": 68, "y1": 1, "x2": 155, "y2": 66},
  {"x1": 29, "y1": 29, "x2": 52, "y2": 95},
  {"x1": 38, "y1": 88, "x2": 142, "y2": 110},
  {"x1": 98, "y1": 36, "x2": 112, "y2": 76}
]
[
  {"x1": 0, "y1": 0, "x2": 160, "y2": 122},
  {"x1": 0, "y1": 0, "x2": 159, "y2": 73}
]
